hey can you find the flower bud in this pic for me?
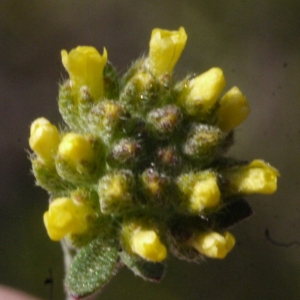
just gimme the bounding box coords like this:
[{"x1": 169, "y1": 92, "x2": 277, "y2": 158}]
[
  {"x1": 180, "y1": 68, "x2": 225, "y2": 116},
  {"x1": 217, "y1": 86, "x2": 250, "y2": 132},
  {"x1": 176, "y1": 171, "x2": 220, "y2": 213},
  {"x1": 182, "y1": 124, "x2": 225, "y2": 164},
  {"x1": 29, "y1": 117, "x2": 60, "y2": 164},
  {"x1": 147, "y1": 105, "x2": 182, "y2": 137},
  {"x1": 131, "y1": 229, "x2": 167, "y2": 262},
  {"x1": 89, "y1": 100, "x2": 127, "y2": 144},
  {"x1": 43, "y1": 197, "x2": 87, "y2": 241},
  {"x1": 109, "y1": 138, "x2": 141, "y2": 166},
  {"x1": 141, "y1": 168, "x2": 170, "y2": 201},
  {"x1": 61, "y1": 46, "x2": 108, "y2": 101},
  {"x1": 58, "y1": 133, "x2": 95, "y2": 166},
  {"x1": 148, "y1": 27, "x2": 187, "y2": 77},
  {"x1": 191, "y1": 231, "x2": 235, "y2": 259},
  {"x1": 223, "y1": 160, "x2": 279, "y2": 194},
  {"x1": 190, "y1": 175, "x2": 220, "y2": 212},
  {"x1": 98, "y1": 170, "x2": 134, "y2": 214}
]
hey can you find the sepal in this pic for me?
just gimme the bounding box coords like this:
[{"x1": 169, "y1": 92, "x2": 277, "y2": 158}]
[{"x1": 120, "y1": 251, "x2": 165, "y2": 282}]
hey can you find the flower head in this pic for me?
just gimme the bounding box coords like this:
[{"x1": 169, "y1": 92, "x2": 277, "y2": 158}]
[
  {"x1": 43, "y1": 197, "x2": 88, "y2": 241},
  {"x1": 61, "y1": 46, "x2": 108, "y2": 100},
  {"x1": 29, "y1": 117, "x2": 60, "y2": 164},
  {"x1": 148, "y1": 27, "x2": 187, "y2": 77},
  {"x1": 224, "y1": 160, "x2": 279, "y2": 194},
  {"x1": 130, "y1": 229, "x2": 167, "y2": 262},
  {"x1": 217, "y1": 86, "x2": 250, "y2": 132},
  {"x1": 191, "y1": 231, "x2": 235, "y2": 259}
]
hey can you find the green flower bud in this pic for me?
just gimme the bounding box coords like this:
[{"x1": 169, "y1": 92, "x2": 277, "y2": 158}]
[
  {"x1": 146, "y1": 105, "x2": 182, "y2": 137},
  {"x1": 98, "y1": 170, "x2": 135, "y2": 214},
  {"x1": 182, "y1": 123, "x2": 225, "y2": 165},
  {"x1": 109, "y1": 138, "x2": 142, "y2": 166}
]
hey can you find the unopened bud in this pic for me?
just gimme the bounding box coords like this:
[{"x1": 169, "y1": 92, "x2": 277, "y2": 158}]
[
  {"x1": 191, "y1": 231, "x2": 235, "y2": 259},
  {"x1": 217, "y1": 86, "x2": 250, "y2": 132},
  {"x1": 29, "y1": 117, "x2": 60, "y2": 164},
  {"x1": 131, "y1": 229, "x2": 167, "y2": 262}
]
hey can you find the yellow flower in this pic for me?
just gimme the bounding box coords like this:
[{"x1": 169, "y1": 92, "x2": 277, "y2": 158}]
[
  {"x1": 58, "y1": 132, "x2": 94, "y2": 166},
  {"x1": 130, "y1": 229, "x2": 167, "y2": 262},
  {"x1": 43, "y1": 197, "x2": 87, "y2": 241},
  {"x1": 217, "y1": 86, "x2": 250, "y2": 132},
  {"x1": 224, "y1": 160, "x2": 279, "y2": 194},
  {"x1": 190, "y1": 174, "x2": 221, "y2": 212},
  {"x1": 29, "y1": 117, "x2": 60, "y2": 164},
  {"x1": 61, "y1": 46, "x2": 108, "y2": 100},
  {"x1": 183, "y1": 68, "x2": 226, "y2": 115},
  {"x1": 191, "y1": 231, "x2": 235, "y2": 259},
  {"x1": 148, "y1": 27, "x2": 187, "y2": 77}
]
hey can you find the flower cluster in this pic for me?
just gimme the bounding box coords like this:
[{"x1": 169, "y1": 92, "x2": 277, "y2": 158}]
[{"x1": 29, "y1": 27, "x2": 279, "y2": 298}]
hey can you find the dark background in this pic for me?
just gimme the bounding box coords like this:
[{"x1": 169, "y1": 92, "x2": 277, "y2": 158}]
[{"x1": 1, "y1": 1, "x2": 300, "y2": 299}]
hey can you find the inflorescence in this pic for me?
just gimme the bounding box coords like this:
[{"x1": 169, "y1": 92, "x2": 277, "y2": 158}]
[{"x1": 29, "y1": 27, "x2": 279, "y2": 299}]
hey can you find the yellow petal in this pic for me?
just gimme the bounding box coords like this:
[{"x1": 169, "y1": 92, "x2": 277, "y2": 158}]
[
  {"x1": 58, "y1": 133, "x2": 94, "y2": 166},
  {"x1": 29, "y1": 117, "x2": 60, "y2": 164},
  {"x1": 217, "y1": 86, "x2": 250, "y2": 131},
  {"x1": 131, "y1": 229, "x2": 167, "y2": 262},
  {"x1": 61, "y1": 46, "x2": 107, "y2": 100},
  {"x1": 225, "y1": 160, "x2": 280, "y2": 194},
  {"x1": 190, "y1": 175, "x2": 220, "y2": 212},
  {"x1": 148, "y1": 27, "x2": 187, "y2": 77},
  {"x1": 191, "y1": 231, "x2": 235, "y2": 259},
  {"x1": 187, "y1": 67, "x2": 226, "y2": 113},
  {"x1": 43, "y1": 197, "x2": 87, "y2": 241}
]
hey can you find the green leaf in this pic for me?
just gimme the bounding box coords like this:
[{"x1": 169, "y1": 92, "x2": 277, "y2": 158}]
[
  {"x1": 120, "y1": 251, "x2": 165, "y2": 282},
  {"x1": 66, "y1": 238, "x2": 119, "y2": 299}
]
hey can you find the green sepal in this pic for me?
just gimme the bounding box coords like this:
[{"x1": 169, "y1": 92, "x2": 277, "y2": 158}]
[
  {"x1": 68, "y1": 188, "x2": 117, "y2": 248},
  {"x1": 103, "y1": 62, "x2": 120, "y2": 99},
  {"x1": 167, "y1": 214, "x2": 211, "y2": 262},
  {"x1": 120, "y1": 251, "x2": 165, "y2": 282},
  {"x1": 66, "y1": 237, "x2": 119, "y2": 299},
  {"x1": 31, "y1": 158, "x2": 75, "y2": 194},
  {"x1": 58, "y1": 80, "x2": 81, "y2": 132}
]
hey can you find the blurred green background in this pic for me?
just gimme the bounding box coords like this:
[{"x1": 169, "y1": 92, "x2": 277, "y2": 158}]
[{"x1": 1, "y1": 0, "x2": 300, "y2": 299}]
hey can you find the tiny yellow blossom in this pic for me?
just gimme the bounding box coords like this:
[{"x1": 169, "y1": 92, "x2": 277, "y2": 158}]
[
  {"x1": 217, "y1": 86, "x2": 250, "y2": 132},
  {"x1": 43, "y1": 197, "x2": 87, "y2": 241},
  {"x1": 225, "y1": 159, "x2": 279, "y2": 194},
  {"x1": 148, "y1": 27, "x2": 187, "y2": 77},
  {"x1": 131, "y1": 229, "x2": 167, "y2": 262},
  {"x1": 190, "y1": 175, "x2": 220, "y2": 212},
  {"x1": 191, "y1": 231, "x2": 235, "y2": 259},
  {"x1": 183, "y1": 68, "x2": 226, "y2": 115},
  {"x1": 61, "y1": 46, "x2": 108, "y2": 100},
  {"x1": 58, "y1": 133, "x2": 94, "y2": 166},
  {"x1": 29, "y1": 117, "x2": 60, "y2": 164}
]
